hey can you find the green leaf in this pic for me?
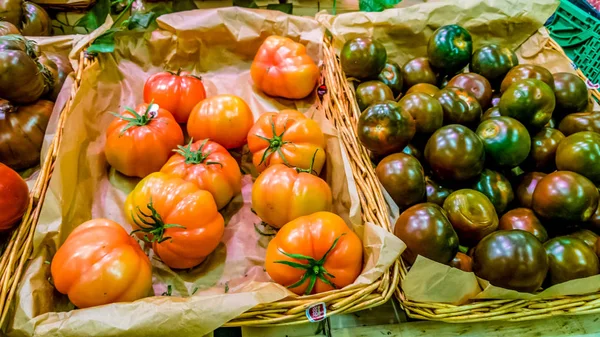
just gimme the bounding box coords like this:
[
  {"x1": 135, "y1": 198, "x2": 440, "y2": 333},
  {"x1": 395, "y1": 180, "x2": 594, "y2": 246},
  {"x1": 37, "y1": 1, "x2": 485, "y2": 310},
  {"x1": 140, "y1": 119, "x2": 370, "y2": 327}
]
[
  {"x1": 358, "y1": 0, "x2": 401, "y2": 12},
  {"x1": 233, "y1": 0, "x2": 259, "y2": 8},
  {"x1": 173, "y1": 0, "x2": 198, "y2": 12},
  {"x1": 266, "y1": 3, "x2": 293, "y2": 14},
  {"x1": 87, "y1": 29, "x2": 120, "y2": 54},
  {"x1": 75, "y1": 0, "x2": 111, "y2": 30},
  {"x1": 127, "y1": 11, "x2": 157, "y2": 30}
]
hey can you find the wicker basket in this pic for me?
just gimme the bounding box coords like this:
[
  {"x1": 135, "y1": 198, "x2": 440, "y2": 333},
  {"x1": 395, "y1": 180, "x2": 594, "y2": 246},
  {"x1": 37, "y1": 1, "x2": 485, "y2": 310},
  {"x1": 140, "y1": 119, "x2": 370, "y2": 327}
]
[{"x1": 322, "y1": 32, "x2": 600, "y2": 323}]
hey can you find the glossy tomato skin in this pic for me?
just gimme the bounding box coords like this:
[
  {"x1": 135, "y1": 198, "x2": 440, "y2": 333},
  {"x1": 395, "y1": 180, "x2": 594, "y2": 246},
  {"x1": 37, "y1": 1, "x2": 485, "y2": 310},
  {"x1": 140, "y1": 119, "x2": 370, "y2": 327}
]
[
  {"x1": 447, "y1": 73, "x2": 493, "y2": 108},
  {"x1": 355, "y1": 80, "x2": 394, "y2": 111},
  {"x1": 490, "y1": 92, "x2": 501, "y2": 107},
  {"x1": 481, "y1": 106, "x2": 501, "y2": 121},
  {"x1": 340, "y1": 37, "x2": 387, "y2": 80},
  {"x1": 473, "y1": 230, "x2": 549, "y2": 292},
  {"x1": 247, "y1": 110, "x2": 326, "y2": 174},
  {"x1": 556, "y1": 131, "x2": 600, "y2": 184},
  {"x1": 398, "y1": 92, "x2": 444, "y2": 134},
  {"x1": 476, "y1": 116, "x2": 531, "y2": 167},
  {"x1": 515, "y1": 172, "x2": 546, "y2": 208},
  {"x1": 378, "y1": 62, "x2": 403, "y2": 97},
  {"x1": 498, "y1": 208, "x2": 548, "y2": 242},
  {"x1": 544, "y1": 237, "x2": 600, "y2": 286},
  {"x1": 402, "y1": 143, "x2": 424, "y2": 161},
  {"x1": 0, "y1": 49, "x2": 46, "y2": 104},
  {"x1": 425, "y1": 176, "x2": 453, "y2": 206},
  {"x1": 50, "y1": 219, "x2": 153, "y2": 308},
  {"x1": 376, "y1": 153, "x2": 425, "y2": 210},
  {"x1": 252, "y1": 164, "x2": 332, "y2": 228},
  {"x1": 559, "y1": 112, "x2": 600, "y2": 136},
  {"x1": 532, "y1": 171, "x2": 599, "y2": 223},
  {"x1": 401, "y1": 57, "x2": 438, "y2": 89},
  {"x1": 405, "y1": 83, "x2": 439, "y2": 97},
  {"x1": 435, "y1": 87, "x2": 482, "y2": 127},
  {"x1": 425, "y1": 125, "x2": 485, "y2": 182},
  {"x1": 20, "y1": 2, "x2": 51, "y2": 36},
  {"x1": 443, "y1": 189, "x2": 499, "y2": 247},
  {"x1": 471, "y1": 44, "x2": 519, "y2": 86},
  {"x1": 552, "y1": 72, "x2": 589, "y2": 117},
  {"x1": 251, "y1": 36, "x2": 319, "y2": 99},
  {"x1": 265, "y1": 212, "x2": 362, "y2": 295},
  {"x1": 0, "y1": 22, "x2": 19, "y2": 36},
  {"x1": 427, "y1": 25, "x2": 473, "y2": 74},
  {"x1": 522, "y1": 128, "x2": 565, "y2": 172},
  {"x1": 160, "y1": 139, "x2": 241, "y2": 210},
  {"x1": 39, "y1": 52, "x2": 74, "y2": 101},
  {"x1": 499, "y1": 79, "x2": 555, "y2": 129},
  {"x1": 394, "y1": 203, "x2": 459, "y2": 264},
  {"x1": 569, "y1": 229, "x2": 599, "y2": 249},
  {"x1": 143, "y1": 70, "x2": 207, "y2": 123},
  {"x1": 105, "y1": 103, "x2": 184, "y2": 178},
  {"x1": 471, "y1": 169, "x2": 514, "y2": 214},
  {"x1": 0, "y1": 163, "x2": 28, "y2": 231},
  {"x1": 500, "y1": 64, "x2": 555, "y2": 93},
  {"x1": 188, "y1": 94, "x2": 254, "y2": 149},
  {"x1": 357, "y1": 101, "x2": 416, "y2": 157},
  {"x1": 125, "y1": 172, "x2": 225, "y2": 269},
  {"x1": 449, "y1": 252, "x2": 473, "y2": 272}
]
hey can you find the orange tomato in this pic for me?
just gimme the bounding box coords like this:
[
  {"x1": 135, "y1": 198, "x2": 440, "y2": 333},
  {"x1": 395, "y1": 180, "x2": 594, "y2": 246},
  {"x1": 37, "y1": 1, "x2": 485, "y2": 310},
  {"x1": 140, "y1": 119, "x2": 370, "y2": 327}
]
[
  {"x1": 160, "y1": 139, "x2": 242, "y2": 210},
  {"x1": 247, "y1": 109, "x2": 326, "y2": 174},
  {"x1": 143, "y1": 70, "x2": 207, "y2": 123},
  {"x1": 105, "y1": 103, "x2": 184, "y2": 178},
  {"x1": 252, "y1": 152, "x2": 332, "y2": 228},
  {"x1": 265, "y1": 212, "x2": 363, "y2": 295},
  {"x1": 251, "y1": 35, "x2": 320, "y2": 99},
  {"x1": 50, "y1": 219, "x2": 153, "y2": 308},
  {"x1": 187, "y1": 95, "x2": 254, "y2": 149},
  {"x1": 124, "y1": 172, "x2": 224, "y2": 269},
  {"x1": 0, "y1": 163, "x2": 28, "y2": 231}
]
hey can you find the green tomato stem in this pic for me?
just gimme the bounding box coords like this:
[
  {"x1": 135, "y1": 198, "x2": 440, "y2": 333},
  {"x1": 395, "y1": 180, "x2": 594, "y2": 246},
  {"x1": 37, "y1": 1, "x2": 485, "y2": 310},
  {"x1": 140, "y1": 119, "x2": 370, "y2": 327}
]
[{"x1": 130, "y1": 198, "x2": 186, "y2": 243}]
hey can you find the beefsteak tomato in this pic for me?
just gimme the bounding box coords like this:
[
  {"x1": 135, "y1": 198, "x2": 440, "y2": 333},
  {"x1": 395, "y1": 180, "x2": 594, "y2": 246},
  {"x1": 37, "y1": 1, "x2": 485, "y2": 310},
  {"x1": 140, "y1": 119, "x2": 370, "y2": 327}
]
[
  {"x1": 251, "y1": 35, "x2": 319, "y2": 99},
  {"x1": 0, "y1": 162, "x2": 28, "y2": 231},
  {"x1": 50, "y1": 219, "x2": 153, "y2": 308},
  {"x1": 105, "y1": 103, "x2": 184, "y2": 178},
  {"x1": 265, "y1": 211, "x2": 362, "y2": 295},
  {"x1": 124, "y1": 172, "x2": 225, "y2": 269}
]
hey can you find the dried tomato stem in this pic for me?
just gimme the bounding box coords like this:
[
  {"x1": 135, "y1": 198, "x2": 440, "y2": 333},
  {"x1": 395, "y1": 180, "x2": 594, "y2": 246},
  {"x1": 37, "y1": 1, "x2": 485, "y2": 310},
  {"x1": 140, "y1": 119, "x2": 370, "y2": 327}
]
[
  {"x1": 173, "y1": 138, "x2": 223, "y2": 167},
  {"x1": 130, "y1": 198, "x2": 186, "y2": 243}
]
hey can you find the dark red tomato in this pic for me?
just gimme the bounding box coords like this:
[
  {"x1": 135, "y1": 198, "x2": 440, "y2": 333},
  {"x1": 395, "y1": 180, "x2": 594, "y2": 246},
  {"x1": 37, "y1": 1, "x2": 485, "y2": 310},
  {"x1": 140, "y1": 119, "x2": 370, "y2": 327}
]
[
  {"x1": 522, "y1": 128, "x2": 565, "y2": 172},
  {"x1": 358, "y1": 101, "x2": 416, "y2": 157},
  {"x1": 552, "y1": 72, "x2": 589, "y2": 117},
  {"x1": 0, "y1": 0, "x2": 22, "y2": 27},
  {"x1": 481, "y1": 107, "x2": 502, "y2": 121},
  {"x1": 499, "y1": 79, "x2": 555, "y2": 129},
  {"x1": 427, "y1": 25, "x2": 473, "y2": 74},
  {"x1": 394, "y1": 203, "x2": 459, "y2": 264},
  {"x1": 500, "y1": 64, "x2": 555, "y2": 93},
  {"x1": 471, "y1": 169, "x2": 514, "y2": 214},
  {"x1": 443, "y1": 189, "x2": 499, "y2": 247},
  {"x1": 38, "y1": 52, "x2": 74, "y2": 101},
  {"x1": 498, "y1": 208, "x2": 548, "y2": 242},
  {"x1": 402, "y1": 143, "x2": 423, "y2": 161},
  {"x1": 435, "y1": 87, "x2": 482, "y2": 127},
  {"x1": 401, "y1": 57, "x2": 438, "y2": 90},
  {"x1": 405, "y1": 83, "x2": 439, "y2": 97},
  {"x1": 378, "y1": 62, "x2": 403, "y2": 97},
  {"x1": 425, "y1": 176, "x2": 453, "y2": 206},
  {"x1": 515, "y1": 172, "x2": 546, "y2": 208},
  {"x1": 376, "y1": 153, "x2": 426, "y2": 210},
  {"x1": 559, "y1": 112, "x2": 600, "y2": 136},
  {"x1": 0, "y1": 49, "x2": 46, "y2": 104},
  {"x1": 20, "y1": 2, "x2": 51, "y2": 36},
  {"x1": 340, "y1": 37, "x2": 387, "y2": 80},
  {"x1": 556, "y1": 131, "x2": 600, "y2": 184},
  {"x1": 544, "y1": 237, "x2": 599, "y2": 286},
  {"x1": 449, "y1": 252, "x2": 473, "y2": 272},
  {"x1": 447, "y1": 73, "x2": 493, "y2": 108},
  {"x1": 490, "y1": 92, "x2": 501, "y2": 107},
  {"x1": 425, "y1": 125, "x2": 485, "y2": 181},
  {"x1": 476, "y1": 116, "x2": 531, "y2": 168},
  {"x1": 471, "y1": 44, "x2": 519, "y2": 86},
  {"x1": 0, "y1": 162, "x2": 29, "y2": 231},
  {"x1": 473, "y1": 230, "x2": 548, "y2": 292},
  {"x1": 355, "y1": 80, "x2": 394, "y2": 111},
  {"x1": 398, "y1": 92, "x2": 444, "y2": 134},
  {"x1": 0, "y1": 21, "x2": 19, "y2": 36}
]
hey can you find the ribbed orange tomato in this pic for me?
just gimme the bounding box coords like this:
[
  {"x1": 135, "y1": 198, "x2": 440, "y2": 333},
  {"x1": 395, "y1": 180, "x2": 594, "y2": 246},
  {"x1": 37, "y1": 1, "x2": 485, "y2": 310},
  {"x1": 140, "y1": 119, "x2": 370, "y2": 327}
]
[
  {"x1": 124, "y1": 172, "x2": 224, "y2": 269},
  {"x1": 247, "y1": 109, "x2": 326, "y2": 174},
  {"x1": 265, "y1": 212, "x2": 363, "y2": 295},
  {"x1": 0, "y1": 163, "x2": 28, "y2": 231},
  {"x1": 160, "y1": 139, "x2": 242, "y2": 210},
  {"x1": 251, "y1": 35, "x2": 320, "y2": 99},
  {"x1": 50, "y1": 219, "x2": 153, "y2": 309}
]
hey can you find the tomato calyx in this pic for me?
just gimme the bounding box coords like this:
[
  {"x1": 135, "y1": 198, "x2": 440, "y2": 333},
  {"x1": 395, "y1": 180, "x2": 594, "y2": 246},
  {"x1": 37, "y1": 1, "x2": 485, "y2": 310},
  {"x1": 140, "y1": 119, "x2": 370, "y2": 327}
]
[
  {"x1": 130, "y1": 198, "x2": 186, "y2": 243},
  {"x1": 174, "y1": 139, "x2": 223, "y2": 167},
  {"x1": 167, "y1": 68, "x2": 202, "y2": 81},
  {"x1": 294, "y1": 149, "x2": 319, "y2": 175},
  {"x1": 258, "y1": 116, "x2": 291, "y2": 166},
  {"x1": 274, "y1": 233, "x2": 345, "y2": 295},
  {"x1": 111, "y1": 101, "x2": 158, "y2": 135}
]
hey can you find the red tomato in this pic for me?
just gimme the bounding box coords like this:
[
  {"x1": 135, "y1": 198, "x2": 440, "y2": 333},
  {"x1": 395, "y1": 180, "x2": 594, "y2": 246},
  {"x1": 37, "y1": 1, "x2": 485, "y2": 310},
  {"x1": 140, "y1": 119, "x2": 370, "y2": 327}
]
[
  {"x1": 143, "y1": 70, "x2": 207, "y2": 123},
  {"x1": 0, "y1": 163, "x2": 29, "y2": 231}
]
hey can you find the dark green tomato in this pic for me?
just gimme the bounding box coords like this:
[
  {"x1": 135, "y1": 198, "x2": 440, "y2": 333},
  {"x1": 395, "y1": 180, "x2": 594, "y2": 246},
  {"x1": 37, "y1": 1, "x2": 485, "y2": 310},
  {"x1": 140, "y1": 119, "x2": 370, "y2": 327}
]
[
  {"x1": 394, "y1": 202, "x2": 459, "y2": 265},
  {"x1": 401, "y1": 57, "x2": 438, "y2": 90},
  {"x1": 532, "y1": 171, "x2": 599, "y2": 222},
  {"x1": 544, "y1": 237, "x2": 600, "y2": 286},
  {"x1": 425, "y1": 176, "x2": 453, "y2": 206},
  {"x1": 355, "y1": 80, "x2": 395, "y2": 111},
  {"x1": 473, "y1": 230, "x2": 549, "y2": 292},
  {"x1": 447, "y1": 73, "x2": 493, "y2": 108},
  {"x1": 481, "y1": 107, "x2": 502, "y2": 121},
  {"x1": 358, "y1": 101, "x2": 416, "y2": 156},
  {"x1": 569, "y1": 229, "x2": 598, "y2": 249},
  {"x1": 586, "y1": 206, "x2": 600, "y2": 235},
  {"x1": 556, "y1": 131, "x2": 600, "y2": 184},
  {"x1": 545, "y1": 117, "x2": 557, "y2": 129},
  {"x1": 435, "y1": 87, "x2": 482, "y2": 127},
  {"x1": 500, "y1": 64, "x2": 555, "y2": 93},
  {"x1": 378, "y1": 62, "x2": 403, "y2": 97},
  {"x1": 398, "y1": 92, "x2": 444, "y2": 134},
  {"x1": 515, "y1": 172, "x2": 546, "y2": 208},
  {"x1": 499, "y1": 79, "x2": 556, "y2": 129},
  {"x1": 559, "y1": 112, "x2": 600, "y2": 136},
  {"x1": 490, "y1": 92, "x2": 501, "y2": 107},
  {"x1": 553, "y1": 72, "x2": 589, "y2": 117},
  {"x1": 476, "y1": 116, "x2": 531, "y2": 167},
  {"x1": 522, "y1": 128, "x2": 565, "y2": 172},
  {"x1": 340, "y1": 37, "x2": 387, "y2": 80},
  {"x1": 443, "y1": 189, "x2": 499, "y2": 247},
  {"x1": 471, "y1": 44, "x2": 519, "y2": 85},
  {"x1": 471, "y1": 169, "x2": 514, "y2": 214},
  {"x1": 498, "y1": 208, "x2": 548, "y2": 242},
  {"x1": 438, "y1": 75, "x2": 450, "y2": 89},
  {"x1": 449, "y1": 252, "x2": 473, "y2": 272},
  {"x1": 376, "y1": 153, "x2": 426, "y2": 210},
  {"x1": 425, "y1": 125, "x2": 485, "y2": 181},
  {"x1": 405, "y1": 83, "x2": 439, "y2": 97},
  {"x1": 427, "y1": 24, "x2": 473, "y2": 75},
  {"x1": 402, "y1": 143, "x2": 423, "y2": 161}
]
